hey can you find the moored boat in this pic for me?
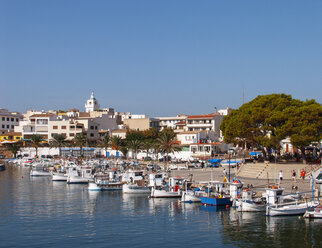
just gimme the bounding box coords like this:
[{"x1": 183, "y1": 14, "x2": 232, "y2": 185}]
[
  {"x1": 304, "y1": 205, "x2": 322, "y2": 219},
  {"x1": 122, "y1": 183, "x2": 150, "y2": 194}
]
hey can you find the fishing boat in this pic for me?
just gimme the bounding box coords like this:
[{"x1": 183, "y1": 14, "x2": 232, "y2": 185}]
[
  {"x1": 181, "y1": 191, "x2": 201, "y2": 203},
  {"x1": 52, "y1": 171, "x2": 68, "y2": 181},
  {"x1": 30, "y1": 164, "x2": 51, "y2": 176},
  {"x1": 122, "y1": 183, "x2": 150, "y2": 194},
  {"x1": 67, "y1": 167, "x2": 93, "y2": 184},
  {"x1": 88, "y1": 180, "x2": 123, "y2": 191},
  {"x1": 236, "y1": 189, "x2": 266, "y2": 212},
  {"x1": 199, "y1": 181, "x2": 232, "y2": 206},
  {"x1": 150, "y1": 177, "x2": 185, "y2": 198},
  {"x1": 304, "y1": 205, "x2": 322, "y2": 219},
  {"x1": 267, "y1": 201, "x2": 319, "y2": 216}
]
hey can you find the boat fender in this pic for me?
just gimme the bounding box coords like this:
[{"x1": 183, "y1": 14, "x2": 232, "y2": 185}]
[{"x1": 218, "y1": 195, "x2": 222, "y2": 198}]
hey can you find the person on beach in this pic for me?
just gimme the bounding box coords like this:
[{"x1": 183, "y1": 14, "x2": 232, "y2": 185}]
[
  {"x1": 301, "y1": 169, "x2": 306, "y2": 181},
  {"x1": 279, "y1": 170, "x2": 283, "y2": 183},
  {"x1": 292, "y1": 170, "x2": 296, "y2": 182},
  {"x1": 223, "y1": 168, "x2": 227, "y2": 177}
]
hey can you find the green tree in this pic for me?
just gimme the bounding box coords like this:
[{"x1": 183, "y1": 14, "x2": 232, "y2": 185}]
[
  {"x1": 157, "y1": 129, "x2": 179, "y2": 170},
  {"x1": 279, "y1": 100, "x2": 322, "y2": 163},
  {"x1": 30, "y1": 134, "x2": 44, "y2": 158},
  {"x1": 142, "y1": 139, "x2": 154, "y2": 159},
  {"x1": 51, "y1": 133, "x2": 66, "y2": 157},
  {"x1": 111, "y1": 136, "x2": 123, "y2": 157},
  {"x1": 73, "y1": 133, "x2": 87, "y2": 157},
  {"x1": 221, "y1": 94, "x2": 301, "y2": 160},
  {"x1": 126, "y1": 130, "x2": 144, "y2": 159},
  {"x1": 7, "y1": 143, "x2": 21, "y2": 158},
  {"x1": 120, "y1": 146, "x2": 129, "y2": 159}
]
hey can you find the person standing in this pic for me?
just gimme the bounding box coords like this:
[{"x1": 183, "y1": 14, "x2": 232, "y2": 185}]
[
  {"x1": 279, "y1": 170, "x2": 283, "y2": 183},
  {"x1": 301, "y1": 169, "x2": 306, "y2": 181},
  {"x1": 292, "y1": 170, "x2": 296, "y2": 182}
]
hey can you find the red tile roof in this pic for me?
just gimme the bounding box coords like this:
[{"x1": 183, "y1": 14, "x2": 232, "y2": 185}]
[{"x1": 187, "y1": 114, "x2": 216, "y2": 119}]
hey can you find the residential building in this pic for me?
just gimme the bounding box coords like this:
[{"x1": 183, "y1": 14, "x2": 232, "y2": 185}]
[
  {"x1": 0, "y1": 132, "x2": 23, "y2": 143},
  {"x1": 111, "y1": 129, "x2": 127, "y2": 139},
  {"x1": 155, "y1": 115, "x2": 187, "y2": 132},
  {"x1": 0, "y1": 109, "x2": 23, "y2": 134}
]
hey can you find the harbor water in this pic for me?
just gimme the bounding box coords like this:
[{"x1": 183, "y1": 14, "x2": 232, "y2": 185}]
[{"x1": 0, "y1": 166, "x2": 321, "y2": 248}]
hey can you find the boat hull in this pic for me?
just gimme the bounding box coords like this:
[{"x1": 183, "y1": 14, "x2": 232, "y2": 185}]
[
  {"x1": 88, "y1": 182, "x2": 123, "y2": 191},
  {"x1": 150, "y1": 189, "x2": 181, "y2": 198},
  {"x1": 181, "y1": 191, "x2": 201, "y2": 203},
  {"x1": 52, "y1": 173, "x2": 67, "y2": 181},
  {"x1": 268, "y1": 202, "x2": 319, "y2": 216},
  {"x1": 123, "y1": 184, "x2": 150, "y2": 194},
  {"x1": 30, "y1": 170, "x2": 51, "y2": 176},
  {"x1": 200, "y1": 196, "x2": 232, "y2": 206},
  {"x1": 237, "y1": 200, "x2": 266, "y2": 212}
]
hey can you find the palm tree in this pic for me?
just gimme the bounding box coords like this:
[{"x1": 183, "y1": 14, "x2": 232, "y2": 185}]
[
  {"x1": 99, "y1": 134, "x2": 110, "y2": 158},
  {"x1": 142, "y1": 139, "x2": 153, "y2": 160},
  {"x1": 126, "y1": 139, "x2": 143, "y2": 160},
  {"x1": 73, "y1": 133, "x2": 87, "y2": 157},
  {"x1": 111, "y1": 136, "x2": 123, "y2": 158},
  {"x1": 7, "y1": 143, "x2": 21, "y2": 158},
  {"x1": 157, "y1": 130, "x2": 179, "y2": 170},
  {"x1": 30, "y1": 134, "x2": 43, "y2": 158},
  {"x1": 152, "y1": 140, "x2": 161, "y2": 161},
  {"x1": 51, "y1": 133, "x2": 66, "y2": 157},
  {"x1": 120, "y1": 146, "x2": 129, "y2": 160}
]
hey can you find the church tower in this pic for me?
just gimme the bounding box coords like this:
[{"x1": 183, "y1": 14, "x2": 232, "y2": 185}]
[{"x1": 85, "y1": 91, "x2": 100, "y2": 112}]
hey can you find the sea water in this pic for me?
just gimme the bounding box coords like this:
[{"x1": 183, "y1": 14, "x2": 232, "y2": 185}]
[{"x1": 0, "y1": 166, "x2": 321, "y2": 248}]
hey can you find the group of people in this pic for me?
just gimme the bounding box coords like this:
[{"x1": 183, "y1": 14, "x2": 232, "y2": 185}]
[{"x1": 279, "y1": 169, "x2": 306, "y2": 183}]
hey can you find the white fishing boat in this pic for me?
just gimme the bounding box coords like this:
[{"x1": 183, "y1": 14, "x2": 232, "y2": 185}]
[
  {"x1": 150, "y1": 187, "x2": 181, "y2": 198},
  {"x1": 122, "y1": 183, "x2": 150, "y2": 194},
  {"x1": 88, "y1": 181, "x2": 123, "y2": 191},
  {"x1": 150, "y1": 177, "x2": 185, "y2": 198},
  {"x1": 67, "y1": 167, "x2": 93, "y2": 184},
  {"x1": 304, "y1": 205, "x2": 322, "y2": 219},
  {"x1": 181, "y1": 191, "x2": 201, "y2": 203},
  {"x1": 237, "y1": 189, "x2": 265, "y2": 212},
  {"x1": 52, "y1": 172, "x2": 67, "y2": 181},
  {"x1": 267, "y1": 201, "x2": 319, "y2": 216},
  {"x1": 88, "y1": 170, "x2": 123, "y2": 191},
  {"x1": 30, "y1": 164, "x2": 51, "y2": 176},
  {"x1": 237, "y1": 199, "x2": 266, "y2": 212}
]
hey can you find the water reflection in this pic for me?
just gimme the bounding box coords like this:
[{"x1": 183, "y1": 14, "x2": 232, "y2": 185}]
[{"x1": 1, "y1": 166, "x2": 322, "y2": 248}]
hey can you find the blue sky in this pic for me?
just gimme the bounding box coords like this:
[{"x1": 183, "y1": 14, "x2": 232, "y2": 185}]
[{"x1": 1, "y1": 0, "x2": 321, "y2": 116}]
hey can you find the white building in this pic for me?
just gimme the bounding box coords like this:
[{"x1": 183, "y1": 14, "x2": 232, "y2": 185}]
[
  {"x1": 155, "y1": 115, "x2": 187, "y2": 132},
  {"x1": 0, "y1": 109, "x2": 23, "y2": 134}
]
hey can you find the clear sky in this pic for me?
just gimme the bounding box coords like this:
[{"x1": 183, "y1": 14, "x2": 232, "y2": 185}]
[{"x1": 1, "y1": 0, "x2": 321, "y2": 116}]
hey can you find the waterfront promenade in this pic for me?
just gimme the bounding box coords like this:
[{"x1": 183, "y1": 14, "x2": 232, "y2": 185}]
[{"x1": 171, "y1": 162, "x2": 321, "y2": 193}]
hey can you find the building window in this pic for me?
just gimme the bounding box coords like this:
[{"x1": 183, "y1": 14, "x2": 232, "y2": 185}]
[
  {"x1": 7, "y1": 118, "x2": 9, "y2": 121},
  {"x1": 62, "y1": 126, "x2": 66, "y2": 129},
  {"x1": 16, "y1": 118, "x2": 19, "y2": 122},
  {"x1": 11, "y1": 118, "x2": 14, "y2": 122},
  {"x1": 90, "y1": 133, "x2": 94, "y2": 137},
  {"x1": 2, "y1": 117, "x2": 4, "y2": 121},
  {"x1": 11, "y1": 125, "x2": 14, "y2": 129},
  {"x1": 90, "y1": 126, "x2": 94, "y2": 130},
  {"x1": 6, "y1": 125, "x2": 9, "y2": 128},
  {"x1": 95, "y1": 126, "x2": 97, "y2": 130},
  {"x1": 16, "y1": 137, "x2": 20, "y2": 140},
  {"x1": 1, "y1": 125, "x2": 4, "y2": 128},
  {"x1": 53, "y1": 126, "x2": 58, "y2": 129},
  {"x1": 70, "y1": 133, "x2": 75, "y2": 137}
]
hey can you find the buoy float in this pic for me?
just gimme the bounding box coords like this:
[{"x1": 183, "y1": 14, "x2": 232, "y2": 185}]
[
  {"x1": 226, "y1": 205, "x2": 230, "y2": 209},
  {"x1": 298, "y1": 216, "x2": 301, "y2": 220},
  {"x1": 21, "y1": 176, "x2": 23, "y2": 179}
]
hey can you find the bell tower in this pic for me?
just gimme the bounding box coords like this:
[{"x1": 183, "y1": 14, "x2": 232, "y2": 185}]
[{"x1": 85, "y1": 91, "x2": 100, "y2": 112}]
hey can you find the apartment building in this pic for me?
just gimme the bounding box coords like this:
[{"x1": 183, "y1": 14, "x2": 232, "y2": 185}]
[{"x1": 0, "y1": 109, "x2": 23, "y2": 134}]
